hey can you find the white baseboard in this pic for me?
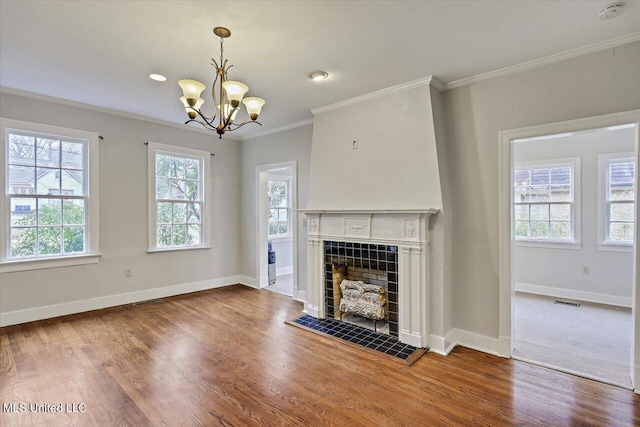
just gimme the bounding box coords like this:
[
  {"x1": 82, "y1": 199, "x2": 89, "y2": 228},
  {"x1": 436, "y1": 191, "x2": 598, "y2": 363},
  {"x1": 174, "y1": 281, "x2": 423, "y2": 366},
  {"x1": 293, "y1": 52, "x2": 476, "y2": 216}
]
[
  {"x1": 305, "y1": 303, "x2": 319, "y2": 317},
  {"x1": 237, "y1": 275, "x2": 258, "y2": 288},
  {"x1": 400, "y1": 331, "x2": 423, "y2": 348},
  {"x1": 0, "y1": 276, "x2": 242, "y2": 327},
  {"x1": 430, "y1": 330, "x2": 509, "y2": 358},
  {"x1": 294, "y1": 290, "x2": 307, "y2": 304},
  {"x1": 515, "y1": 282, "x2": 632, "y2": 308},
  {"x1": 428, "y1": 329, "x2": 456, "y2": 355},
  {"x1": 276, "y1": 266, "x2": 293, "y2": 276},
  {"x1": 453, "y1": 328, "x2": 502, "y2": 357},
  {"x1": 499, "y1": 336, "x2": 511, "y2": 358}
]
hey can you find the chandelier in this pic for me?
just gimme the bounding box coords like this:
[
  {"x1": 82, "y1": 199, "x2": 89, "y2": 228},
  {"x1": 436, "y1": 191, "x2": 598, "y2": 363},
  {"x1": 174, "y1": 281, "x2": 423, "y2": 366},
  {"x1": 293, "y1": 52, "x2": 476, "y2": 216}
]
[{"x1": 178, "y1": 27, "x2": 265, "y2": 139}]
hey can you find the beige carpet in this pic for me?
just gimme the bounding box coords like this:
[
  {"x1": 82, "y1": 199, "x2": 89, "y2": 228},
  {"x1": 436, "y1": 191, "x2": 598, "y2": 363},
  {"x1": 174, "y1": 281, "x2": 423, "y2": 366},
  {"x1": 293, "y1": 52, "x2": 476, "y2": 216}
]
[
  {"x1": 513, "y1": 292, "x2": 632, "y2": 389},
  {"x1": 267, "y1": 273, "x2": 293, "y2": 296}
]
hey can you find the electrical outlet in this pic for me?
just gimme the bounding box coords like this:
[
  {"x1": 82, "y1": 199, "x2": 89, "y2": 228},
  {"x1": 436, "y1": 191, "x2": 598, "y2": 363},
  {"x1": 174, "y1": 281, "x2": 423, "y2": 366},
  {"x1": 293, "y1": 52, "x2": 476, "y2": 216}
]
[
  {"x1": 352, "y1": 139, "x2": 358, "y2": 149},
  {"x1": 582, "y1": 266, "x2": 590, "y2": 275},
  {"x1": 125, "y1": 269, "x2": 132, "y2": 278},
  {"x1": 302, "y1": 218, "x2": 307, "y2": 227}
]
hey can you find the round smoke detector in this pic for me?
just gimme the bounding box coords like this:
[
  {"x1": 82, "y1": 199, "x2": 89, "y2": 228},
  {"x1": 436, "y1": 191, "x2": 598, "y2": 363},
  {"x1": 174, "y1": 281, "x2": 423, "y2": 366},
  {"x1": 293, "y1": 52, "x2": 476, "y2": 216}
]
[{"x1": 598, "y1": 2, "x2": 625, "y2": 20}]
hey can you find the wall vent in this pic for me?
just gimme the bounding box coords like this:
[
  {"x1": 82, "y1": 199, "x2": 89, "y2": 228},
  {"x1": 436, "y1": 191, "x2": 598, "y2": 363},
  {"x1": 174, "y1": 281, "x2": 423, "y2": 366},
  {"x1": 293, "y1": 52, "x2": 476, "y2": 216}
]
[{"x1": 132, "y1": 298, "x2": 165, "y2": 306}]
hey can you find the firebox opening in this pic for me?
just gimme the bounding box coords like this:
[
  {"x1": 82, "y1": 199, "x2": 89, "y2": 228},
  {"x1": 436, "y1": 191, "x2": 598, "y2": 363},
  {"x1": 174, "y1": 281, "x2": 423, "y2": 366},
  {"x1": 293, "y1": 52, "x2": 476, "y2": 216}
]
[
  {"x1": 332, "y1": 264, "x2": 389, "y2": 334},
  {"x1": 324, "y1": 241, "x2": 399, "y2": 337}
]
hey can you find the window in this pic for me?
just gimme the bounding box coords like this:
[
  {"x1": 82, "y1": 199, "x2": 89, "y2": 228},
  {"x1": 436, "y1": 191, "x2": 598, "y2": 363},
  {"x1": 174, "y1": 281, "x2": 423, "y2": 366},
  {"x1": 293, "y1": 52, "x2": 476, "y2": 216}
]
[
  {"x1": 598, "y1": 153, "x2": 636, "y2": 249},
  {"x1": 1, "y1": 118, "x2": 100, "y2": 272},
  {"x1": 268, "y1": 177, "x2": 290, "y2": 238},
  {"x1": 514, "y1": 158, "x2": 580, "y2": 245},
  {"x1": 147, "y1": 142, "x2": 210, "y2": 251}
]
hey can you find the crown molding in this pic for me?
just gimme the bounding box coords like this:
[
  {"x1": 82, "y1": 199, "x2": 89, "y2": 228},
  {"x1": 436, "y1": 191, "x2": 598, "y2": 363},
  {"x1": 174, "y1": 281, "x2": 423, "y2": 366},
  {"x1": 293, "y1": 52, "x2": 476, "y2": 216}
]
[
  {"x1": 429, "y1": 76, "x2": 447, "y2": 92},
  {"x1": 241, "y1": 119, "x2": 314, "y2": 141},
  {"x1": 445, "y1": 32, "x2": 640, "y2": 90},
  {"x1": 0, "y1": 86, "x2": 241, "y2": 141},
  {"x1": 310, "y1": 75, "x2": 442, "y2": 115}
]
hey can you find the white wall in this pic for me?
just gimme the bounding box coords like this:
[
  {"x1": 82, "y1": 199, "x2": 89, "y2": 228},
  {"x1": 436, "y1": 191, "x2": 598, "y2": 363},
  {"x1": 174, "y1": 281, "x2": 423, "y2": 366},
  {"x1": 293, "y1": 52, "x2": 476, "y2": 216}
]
[
  {"x1": 0, "y1": 92, "x2": 242, "y2": 319},
  {"x1": 239, "y1": 124, "x2": 313, "y2": 296},
  {"x1": 443, "y1": 41, "x2": 640, "y2": 340},
  {"x1": 308, "y1": 84, "x2": 443, "y2": 210},
  {"x1": 271, "y1": 239, "x2": 293, "y2": 274},
  {"x1": 514, "y1": 126, "x2": 635, "y2": 305},
  {"x1": 429, "y1": 86, "x2": 455, "y2": 349}
]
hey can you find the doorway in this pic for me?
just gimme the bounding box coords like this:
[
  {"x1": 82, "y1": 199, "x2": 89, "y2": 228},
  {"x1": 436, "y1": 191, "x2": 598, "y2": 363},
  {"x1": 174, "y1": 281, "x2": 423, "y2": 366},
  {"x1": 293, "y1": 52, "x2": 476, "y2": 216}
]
[
  {"x1": 498, "y1": 111, "x2": 640, "y2": 390},
  {"x1": 256, "y1": 161, "x2": 297, "y2": 297}
]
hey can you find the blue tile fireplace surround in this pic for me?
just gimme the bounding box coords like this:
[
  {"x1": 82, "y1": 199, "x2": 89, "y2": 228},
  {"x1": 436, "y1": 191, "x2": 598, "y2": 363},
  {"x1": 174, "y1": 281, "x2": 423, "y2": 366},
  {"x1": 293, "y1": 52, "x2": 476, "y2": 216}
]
[{"x1": 324, "y1": 241, "x2": 399, "y2": 337}]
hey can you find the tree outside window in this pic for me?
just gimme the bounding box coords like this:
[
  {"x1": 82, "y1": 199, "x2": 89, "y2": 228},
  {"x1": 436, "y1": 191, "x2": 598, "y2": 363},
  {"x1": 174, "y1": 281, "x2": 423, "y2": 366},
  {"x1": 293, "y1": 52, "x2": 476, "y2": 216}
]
[
  {"x1": 268, "y1": 179, "x2": 290, "y2": 238},
  {"x1": 7, "y1": 133, "x2": 87, "y2": 258},
  {"x1": 154, "y1": 153, "x2": 203, "y2": 248},
  {"x1": 147, "y1": 142, "x2": 210, "y2": 252}
]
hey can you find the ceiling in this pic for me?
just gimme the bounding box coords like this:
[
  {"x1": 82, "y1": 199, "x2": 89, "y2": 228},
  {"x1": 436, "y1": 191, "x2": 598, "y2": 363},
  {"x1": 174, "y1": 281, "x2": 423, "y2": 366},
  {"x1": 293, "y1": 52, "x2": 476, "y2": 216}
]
[{"x1": 1, "y1": 1, "x2": 639, "y2": 139}]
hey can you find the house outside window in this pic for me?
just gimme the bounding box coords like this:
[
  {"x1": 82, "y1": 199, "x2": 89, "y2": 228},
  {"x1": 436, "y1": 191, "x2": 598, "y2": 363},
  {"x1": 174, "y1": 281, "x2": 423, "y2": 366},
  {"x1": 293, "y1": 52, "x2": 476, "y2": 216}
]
[
  {"x1": 268, "y1": 177, "x2": 291, "y2": 239},
  {"x1": 1, "y1": 118, "x2": 100, "y2": 273},
  {"x1": 514, "y1": 158, "x2": 580, "y2": 246},
  {"x1": 598, "y1": 153, "x2": 636, "y2": 249},
  {"x1": 147, "y1": 142, "x2": 210, "y2": 251}
]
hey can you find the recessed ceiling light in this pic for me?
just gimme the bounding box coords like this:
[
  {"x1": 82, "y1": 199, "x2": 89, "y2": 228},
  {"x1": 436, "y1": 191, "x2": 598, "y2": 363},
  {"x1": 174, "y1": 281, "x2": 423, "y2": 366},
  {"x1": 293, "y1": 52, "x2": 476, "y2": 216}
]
[
  {"x1": 598, "y1": 3, "x2": 624, "y2": 20},
  {"x1": 149, "y1": 73, "x2": 167, "y2": 82},
  {"x1": 308, "y1": 71, "x2": 329, "y2": 81}
]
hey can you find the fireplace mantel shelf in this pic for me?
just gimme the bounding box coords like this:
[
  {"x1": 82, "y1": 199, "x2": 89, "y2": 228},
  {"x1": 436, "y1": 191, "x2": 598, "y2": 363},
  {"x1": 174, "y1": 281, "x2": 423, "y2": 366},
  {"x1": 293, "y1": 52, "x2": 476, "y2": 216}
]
[{"x1": 298, "y1": 208, "x2": 439, "y2": 215}]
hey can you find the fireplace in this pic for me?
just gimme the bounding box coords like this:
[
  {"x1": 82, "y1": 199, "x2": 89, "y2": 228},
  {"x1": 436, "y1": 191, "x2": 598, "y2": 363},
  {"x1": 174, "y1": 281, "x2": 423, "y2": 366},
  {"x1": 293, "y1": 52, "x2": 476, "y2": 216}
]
[
  {"x1": 300, "y1": 209, "x2": 438, "y2": 348},
  {"x1": 324, "y1": 241, "x2": 398, "y2": 336}
]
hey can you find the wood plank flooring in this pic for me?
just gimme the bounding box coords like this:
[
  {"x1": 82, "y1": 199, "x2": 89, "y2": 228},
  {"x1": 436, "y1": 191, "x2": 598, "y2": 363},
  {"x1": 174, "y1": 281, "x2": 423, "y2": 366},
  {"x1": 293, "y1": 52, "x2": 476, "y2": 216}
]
[{"x1": 1, "y1": 285, "x2": 638, "y2": 426}]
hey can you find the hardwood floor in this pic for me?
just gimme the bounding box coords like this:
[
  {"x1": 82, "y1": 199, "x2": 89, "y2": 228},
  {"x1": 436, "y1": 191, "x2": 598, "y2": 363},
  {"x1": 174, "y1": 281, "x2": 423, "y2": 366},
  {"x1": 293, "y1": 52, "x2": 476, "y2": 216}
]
[{"x1": 1, "y1": 285, "x2": 638, "y2": 426}]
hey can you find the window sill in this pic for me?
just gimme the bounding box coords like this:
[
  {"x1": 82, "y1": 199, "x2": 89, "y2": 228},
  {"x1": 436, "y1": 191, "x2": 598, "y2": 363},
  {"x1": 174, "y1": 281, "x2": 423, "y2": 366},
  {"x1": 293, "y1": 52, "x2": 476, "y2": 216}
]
[
  {"x1": 269, "y1": 236, "x2": 293, "y2": 243},
  {"x1": 0, "y1": 253, "x2": 102, "y2": 274},
  {"x1": 515, "y1": 240, "x2": 581, "y2": 250},
  {"x1": 598, "y1": 243, "x2": 634, "y2": 253},
  {"x1": 147, "y1": 246, "x2": 211, "y2": 254}
]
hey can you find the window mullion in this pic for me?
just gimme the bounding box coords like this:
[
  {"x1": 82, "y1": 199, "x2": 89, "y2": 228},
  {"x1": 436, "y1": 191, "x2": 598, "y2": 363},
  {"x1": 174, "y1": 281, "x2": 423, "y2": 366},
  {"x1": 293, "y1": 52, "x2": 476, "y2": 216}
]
[
  {"x1": 515, "y1": 201, "x2": 569, "y2": 206},
  {"x1": 611, "y1": 200, "x2": 635, "y2": 204},
  {"x1": 157, "y1": 198, "x2": 198, "y2": 204}
]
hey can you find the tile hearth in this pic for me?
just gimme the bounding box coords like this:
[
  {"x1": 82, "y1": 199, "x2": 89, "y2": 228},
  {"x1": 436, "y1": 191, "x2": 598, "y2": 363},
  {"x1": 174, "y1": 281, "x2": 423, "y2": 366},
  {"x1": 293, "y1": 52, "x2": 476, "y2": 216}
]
[{"x1": 292, "y1": 315, "x2": 420, "y2": 360}]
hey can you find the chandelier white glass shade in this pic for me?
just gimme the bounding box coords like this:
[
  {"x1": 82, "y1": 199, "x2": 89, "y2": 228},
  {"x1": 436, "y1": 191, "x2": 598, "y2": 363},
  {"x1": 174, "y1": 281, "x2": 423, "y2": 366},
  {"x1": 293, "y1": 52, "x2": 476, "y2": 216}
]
[{"x1": 178, "y1": 27, "x2": 265, "y2": 139}]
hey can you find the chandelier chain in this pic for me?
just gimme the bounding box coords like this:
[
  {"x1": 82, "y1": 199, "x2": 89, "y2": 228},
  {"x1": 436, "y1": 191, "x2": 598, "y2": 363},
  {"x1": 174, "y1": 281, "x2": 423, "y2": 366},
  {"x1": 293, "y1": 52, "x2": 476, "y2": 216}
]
[{"x1": 219, "y1": 36, "x2": 224, "y2": 66}]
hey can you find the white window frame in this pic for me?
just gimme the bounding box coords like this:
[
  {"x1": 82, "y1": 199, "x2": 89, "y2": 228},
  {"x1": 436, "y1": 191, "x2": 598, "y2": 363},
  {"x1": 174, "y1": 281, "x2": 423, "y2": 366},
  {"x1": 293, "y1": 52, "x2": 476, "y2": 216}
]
[
  {"x1": 0, "y1": 118, "x2": 100, "y2": 273},
  {"x1": 598, "y1": 152, "x2": 636, "y2": 252},
  {"x1": 514, "y1": 157, "x2": 581, "y2": 249},
  {"x1": 147, "y1": 142, "x2": 211, "y2": 252},
  {"x1": 267, "y1": 174, "x2": 292, "y2": 240}
]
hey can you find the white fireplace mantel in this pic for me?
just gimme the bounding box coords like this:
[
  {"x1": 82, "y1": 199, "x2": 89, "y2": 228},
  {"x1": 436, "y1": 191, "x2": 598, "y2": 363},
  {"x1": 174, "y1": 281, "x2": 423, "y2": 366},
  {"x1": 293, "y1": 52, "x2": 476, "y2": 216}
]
[{"x1": 299, "y1": 208, "x2": 439, "y2": 348}]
